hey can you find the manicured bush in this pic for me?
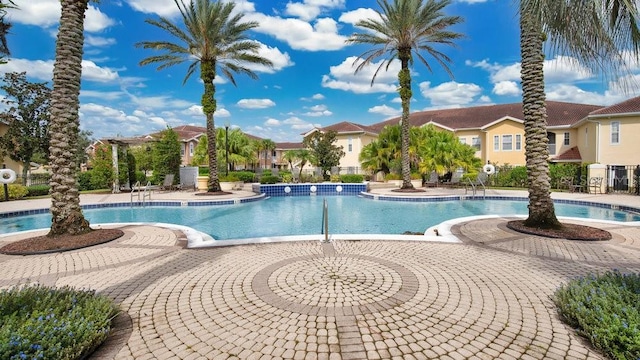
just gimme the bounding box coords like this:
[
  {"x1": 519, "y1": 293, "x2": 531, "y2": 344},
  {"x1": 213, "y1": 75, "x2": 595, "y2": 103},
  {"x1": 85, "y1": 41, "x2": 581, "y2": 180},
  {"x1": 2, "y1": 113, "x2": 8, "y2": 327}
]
[
  {"x1": 259, "y1": 175, "x2": 280, "y2": 184},
  {"x1": 0, "y1": 285, "x2": 118, "y2": 360},
  {"x1": 234, "y1": 171, "x2": 256, "y2": 183},
  {"x1": 78, "y1": 171, "x2": 93, "y2": 191},
  {"x1": 7, "y1": 184, "x2": 28, "y2": 200},
  {"x1": 340, "y1": 174, "x2": 364, "y2": 183},
  {"x1": 281, "y1": 173, "x2": 292, "y2": 183},
  {"x1": 220, "y1": 173, "x2": 240, "y2": 182},
  {"x1": 27, "y1": 184, "x2": 50, "y2": 197},
  {"x1": 385, "y1": 173, "x2": 401, "y2": 181},
  {"x1": 554, "y1": 271, "x2": 640, "y2": 360},
  {"x1": 198, "y1": 166, "x2": 209, "y2": 176},
  {"x1": 135, "y1": 171, "x2": 147, "y2": 184},
  {"x1": 330, "y1": 174, "x2": 341, "y2": 183}
]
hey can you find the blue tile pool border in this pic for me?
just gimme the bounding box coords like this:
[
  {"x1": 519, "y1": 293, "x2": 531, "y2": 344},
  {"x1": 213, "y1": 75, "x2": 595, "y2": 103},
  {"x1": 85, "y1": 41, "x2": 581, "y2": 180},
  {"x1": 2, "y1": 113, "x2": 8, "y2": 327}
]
[{"x1": 254, "y1": 183, "x2": 367, "y2": 197}]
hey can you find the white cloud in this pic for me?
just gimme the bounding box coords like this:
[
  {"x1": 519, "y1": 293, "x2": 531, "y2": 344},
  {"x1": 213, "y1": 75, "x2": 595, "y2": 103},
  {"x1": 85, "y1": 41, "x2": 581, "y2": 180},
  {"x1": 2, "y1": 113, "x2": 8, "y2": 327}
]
[
  {"x1": 247, "y1": 13, "x2": 349, "y2": 51},
  {"x1": 338, "y1": 8, "x2": 379, "y2": 26},
  {"x1": 127, "y1": 93, "x2": 193, "y2": 110},
  {"x1": 468, "y1": 56, "x2": 593, "y2": 85},
  {"x1": 368, "y1": 105, "x2": 401, "y2": 117},
  {"x1": 301, "y1": 93, "x2": 325, "y2": 101},
  {"x1": 285, "y1": 0, "x2": 346, "y2": 21},
  {"x1": 419, "y1": 81, "x2": 483, "y2": 106},
  {"x1": 86, "y1": 35, "x2": 117, "y2": 47},
  {"x1": 284, "y1": 116, "x2": 318, "y2": 130},
  {"x1": 265, "y1": 118, "x2": 281, "y2": 126},
  {"x1": 321, "y1": 56, "x2": 399, "y2": 94},
  {"x1": 1, "y1": 58, "x2": 119, "y2": 83},
  {"x1": 183, "y1": 105, "x2": 204, "y2": 116},
  {"x1": 493, "y1": 81, "x2": 520, "y2": 96},
  {"x1": 7, "y1": 1, "x2": 114, "y2": 32},
  {"x1": 545, "y1": 84, "x2": 611, "y2": 104},
  {"x1": 303, "y1": 104, "x2": 332, "y2": 117},
  {"x1": 125, "y1": 0, "x2": 180, "y2": 17},
  {"x1": 80, "y1": 90, "x2": 125, "y2": 101},
  {"x1": 250, "y1": 43, "x2": 294, "y2": 73},
  {"x1": 237, "y1": 99, "x2": 276, "y2": 109},
  {"x1": 215, "y1": 108, "x2": 231, "y2": 117}
]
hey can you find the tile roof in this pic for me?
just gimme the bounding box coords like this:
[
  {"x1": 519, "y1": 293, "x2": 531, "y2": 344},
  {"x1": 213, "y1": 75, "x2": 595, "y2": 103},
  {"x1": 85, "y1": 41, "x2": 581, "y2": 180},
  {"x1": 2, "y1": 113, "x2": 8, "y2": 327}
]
[
  {"x1": 319, "y1": 121, "x2": 379, "y2": 134},
  {"x1": 369, "y1": 101, "x2": 603, "y2": 132},
  {"x1": 552, "y1": 146, "x2": 581, "y2": 162},
  {"x1": 276, "y1": 142, "x2": 304, "y2": 150},
  {"x1": 590, "y1": 96, "x2": 640, "y2": 115}
]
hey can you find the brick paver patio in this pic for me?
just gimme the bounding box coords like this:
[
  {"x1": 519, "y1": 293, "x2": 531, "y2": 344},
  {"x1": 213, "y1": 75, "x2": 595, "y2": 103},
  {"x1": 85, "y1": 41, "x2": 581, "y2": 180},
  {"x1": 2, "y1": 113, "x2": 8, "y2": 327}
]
[{"x1": 2, "y1": 189, "x2": 639, "y2": 359}]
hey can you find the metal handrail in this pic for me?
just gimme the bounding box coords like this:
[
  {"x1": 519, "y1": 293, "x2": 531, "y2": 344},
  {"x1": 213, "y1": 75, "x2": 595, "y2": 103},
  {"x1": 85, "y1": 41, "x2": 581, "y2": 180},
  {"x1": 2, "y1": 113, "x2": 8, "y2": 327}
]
[
  {"x1": 130, "y1": 181, "x2": 153, "y2": 206},
  {"x1": 465, "y1": 177, "x2": 486, "y2": 198},
  {"x1": 131, "y1": 181, "x2": 140, "y2": 205},
  {"x1": 320, "y1": 198, "x2": 329, "y2": 242}
]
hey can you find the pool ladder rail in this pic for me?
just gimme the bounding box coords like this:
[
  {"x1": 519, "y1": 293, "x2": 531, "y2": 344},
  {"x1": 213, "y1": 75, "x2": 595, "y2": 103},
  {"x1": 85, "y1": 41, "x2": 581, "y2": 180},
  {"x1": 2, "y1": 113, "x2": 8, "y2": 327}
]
[
  {"x1": 465, "y1": 176, "x2": 486, "y2": 198},
  {"x1": 320, "y1": 198, "x2": 329, "y2": 242},
  {"x1": 130, "y1": 181, "x2": 153, "y2": 206}
]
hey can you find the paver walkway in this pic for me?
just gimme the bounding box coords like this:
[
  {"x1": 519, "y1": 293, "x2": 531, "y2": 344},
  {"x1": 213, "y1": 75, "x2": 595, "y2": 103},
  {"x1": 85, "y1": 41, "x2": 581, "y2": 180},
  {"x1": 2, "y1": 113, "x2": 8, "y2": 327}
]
[{"x1": 2, "y1": 189, "x2": 640, "y2": 359}]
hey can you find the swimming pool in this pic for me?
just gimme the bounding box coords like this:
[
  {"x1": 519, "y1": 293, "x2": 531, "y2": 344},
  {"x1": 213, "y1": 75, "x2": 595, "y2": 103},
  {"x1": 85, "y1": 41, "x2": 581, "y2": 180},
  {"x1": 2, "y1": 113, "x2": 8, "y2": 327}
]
[{"x1": 2, "y1": 196, "x2": 640, "y2": 240}]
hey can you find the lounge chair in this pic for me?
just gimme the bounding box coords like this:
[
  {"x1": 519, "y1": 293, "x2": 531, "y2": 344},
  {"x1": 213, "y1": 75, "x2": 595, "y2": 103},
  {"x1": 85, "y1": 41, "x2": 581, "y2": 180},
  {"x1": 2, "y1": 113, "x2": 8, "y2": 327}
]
[
  {"x1": 441, "y1": 170, "x2": 463, "y2": 188},
  {"x1": 588, "y1": 176, "x2": 604, "y2": 194},
  {"x1": 159, "y1": 174, "x2": 175, "y2": 191},
  {"x1": 425, "y1": 171, "x2": 439, "y2": 187}
]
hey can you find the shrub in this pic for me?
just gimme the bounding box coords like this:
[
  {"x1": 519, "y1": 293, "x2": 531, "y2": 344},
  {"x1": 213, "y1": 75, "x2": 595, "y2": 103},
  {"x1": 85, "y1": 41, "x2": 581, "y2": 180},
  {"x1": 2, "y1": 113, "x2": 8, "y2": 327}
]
[
  {"x1": 385, "y1": 173, "x2": 401, "y2": 181},
  {"x1": 509, "y1": 166, "x2": 528, "y2": 187},
  {"x1": 0, "y1": 285, "x2": 118, "y2": 360},
  {"x1": 220, "y1": 173, "x2": 240, "y2": 182},
  {"x1": 340, "y1": 174, "x2": 364, "y2": 183},
  {"x1": 198, "y1": 166, "x2": 209, "y2": 176},
  {"x1": 27, "y1": 185, "x2": 50, "y2": 197},
  {"x1": 234, "y1": 171, "x2": 255, "y2": 183},
  {"x1": 259, "y1": 175, "x2": 280, "y2": 184},
  {"x1": 330, "y1": 174, "x2": 341, "y2": 183},
  {"x1": 554, "y1": 271, "x2": 640, "y2": 360},
  {"x1": 7, "y1": 184, "x2": 28, "y2": 200},
  {"x1": 281, "y1": 173, "x2": 292, "y2": 183},
  {"x1": 135, "y1": 171, "x2": 147, "y2": 184},
  {"x1": 78, "y1": 171, "x2": 93, "y2": 191}
]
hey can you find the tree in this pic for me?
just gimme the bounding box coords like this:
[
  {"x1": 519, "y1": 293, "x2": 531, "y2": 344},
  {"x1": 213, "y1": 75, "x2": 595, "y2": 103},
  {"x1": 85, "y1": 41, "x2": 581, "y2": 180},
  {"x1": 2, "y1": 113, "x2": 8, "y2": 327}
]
[
  {"x1": 359, "y1": 124, "x2": 401, "y2": 176},
  {"x1": 517, "y1": 0, "x2": 640, "y2": 228},
  {"x1": 152, "y1": 128, "x2": 181, "y2": 184},
  {"x1": 304, "y1": 130, "x2": 344, "y2": 181},
  {"x1": 259, "y1": 139, "x2": 276, "y2": 170},
  {"x1": 48, "y1": 0, "x2": 91, "y2": 236},
  {"x1": 130, "y1": 144, "x2": 153, "y2": 177},
  {"x1": 283, "y1": 149, "x2": 312, "y2": 179},
  {"x1": 412, "y1": 125, "x2": 480, "y2": 175},
  {"x1": 137, "y1": 0, "x2": 273, "y2": 193},
  {"x1": 0, "y1": 0, "x2": 16, "y2": 62},
  {"x1": 347, "y1": 0, "x2": 463, "y2": 190},
  {"x1": 0, "y1": 72, "x2": 50, "y2": 184}
]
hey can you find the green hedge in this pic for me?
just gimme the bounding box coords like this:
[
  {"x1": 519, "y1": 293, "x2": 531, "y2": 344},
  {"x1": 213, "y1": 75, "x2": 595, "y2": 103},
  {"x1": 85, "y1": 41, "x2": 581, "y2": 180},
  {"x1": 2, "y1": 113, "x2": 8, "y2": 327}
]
[
  {"x1": 259, "y1": 175, "x2": 280, "y2": 184},
  {"x1": 6, "y1": 184, "x2": 29, "y2": 200},
  {"x1": 554, "y1": 271, "x2": 640, "y2": 360},
  {"x1": 234, "y1": 171, "x2": 256, "y2": 183},
  {"x1": 340, "y1": 174, "x2": 364, "y2": 183},
  {"x1": 27, "y1": 185, "x2": 50, "y2": 197}
]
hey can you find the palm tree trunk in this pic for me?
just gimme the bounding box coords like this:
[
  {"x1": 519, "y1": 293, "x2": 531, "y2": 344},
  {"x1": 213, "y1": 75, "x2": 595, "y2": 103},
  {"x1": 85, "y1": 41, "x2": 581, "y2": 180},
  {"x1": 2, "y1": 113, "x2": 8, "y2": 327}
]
[
  {"x1": 48, "y1": 0, "x2": 91, "y2": 237},
  {"x1": 399, "y1": 51, "x2": 413, "y2": 189},
  {"x1": 520, "y1": 9, "x2": 561, "y2": 229},
  {"x1": 201, "y1": 60, "x2": 221, "y2": 192}
]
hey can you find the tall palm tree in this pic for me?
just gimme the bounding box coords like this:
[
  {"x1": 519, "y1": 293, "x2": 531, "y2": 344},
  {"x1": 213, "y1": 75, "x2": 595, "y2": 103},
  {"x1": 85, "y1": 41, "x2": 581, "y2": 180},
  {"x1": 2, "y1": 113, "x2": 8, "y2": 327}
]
[
  {"x1": 0, "y1": 0, "x2": 16, "y2": 59},
  {"x1": 137, "y1": 0, "x2": 273, "y2": 193},
  {"x1": 347, "y1": 0, "x2": 463, "y2": 190},
  {"x1": 518, "y1": 0, "x2": 640, "y2": 228},
  {"x1": 48, "y1": 0, "x2": 92, "y2": 236},
  {"x1": 260, "y1": 139, "x2": 276, "y2": 170}
]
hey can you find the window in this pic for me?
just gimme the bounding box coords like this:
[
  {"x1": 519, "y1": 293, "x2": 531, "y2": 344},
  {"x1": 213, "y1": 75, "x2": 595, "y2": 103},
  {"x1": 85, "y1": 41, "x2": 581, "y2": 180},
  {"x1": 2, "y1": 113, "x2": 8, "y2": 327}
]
[
  {"x1": 502, "y1": 135, "x2": 513, "y2": 151},
  {"x1": 563, "y1": 132, "x2": 570, "y2": 146},
  {"x1": 348, "y1": 137, "x2": 353, "y2": 152},
  {"x1": 471, "y1": 137, "x2": 481, "y2": 150},
  {"x1": 180, "y1": 146, "x2": 185, "y2": 156},
  {"x1": 189, "y1": 142, "x2": 194, "y2": 156},
  {"x1": 547, "y1": 132, "x2": 556, "y2": 155},
  {"x1": 611, "y1": 121, "x2": 620, "y2": 144},
  {"x1": 515, "y1": 134, "x2": 522, "y2": 150},
  {"x1": 459, "y1": 137, "x2": 466, "y2": 144},
  {"x1": 493, "y1": 135, "x2": 500, "y2": 151}
]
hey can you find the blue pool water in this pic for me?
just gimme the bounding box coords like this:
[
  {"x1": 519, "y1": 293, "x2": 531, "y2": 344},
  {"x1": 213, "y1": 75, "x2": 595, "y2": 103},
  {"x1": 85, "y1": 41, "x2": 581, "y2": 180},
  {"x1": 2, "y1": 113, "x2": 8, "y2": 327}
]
[{"x1": 2, "y1": 197, "x2": 639, "y2": 240}]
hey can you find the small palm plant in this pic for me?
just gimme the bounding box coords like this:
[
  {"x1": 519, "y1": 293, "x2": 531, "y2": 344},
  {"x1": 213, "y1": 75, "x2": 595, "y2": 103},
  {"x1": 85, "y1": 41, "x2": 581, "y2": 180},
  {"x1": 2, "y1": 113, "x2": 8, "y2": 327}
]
[
  {"x1": 137, "y1": 0, "x2": 272, "y2": 192},
  {"x1": 347, "y1": 0, "x2": 463, "y2": 190}
]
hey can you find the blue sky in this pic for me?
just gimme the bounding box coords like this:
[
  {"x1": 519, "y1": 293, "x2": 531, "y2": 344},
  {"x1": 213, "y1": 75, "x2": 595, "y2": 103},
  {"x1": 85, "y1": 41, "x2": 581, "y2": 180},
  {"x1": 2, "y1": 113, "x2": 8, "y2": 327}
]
[{"x1": 3, "y1": 0, "x2": 640, "y2": 142}]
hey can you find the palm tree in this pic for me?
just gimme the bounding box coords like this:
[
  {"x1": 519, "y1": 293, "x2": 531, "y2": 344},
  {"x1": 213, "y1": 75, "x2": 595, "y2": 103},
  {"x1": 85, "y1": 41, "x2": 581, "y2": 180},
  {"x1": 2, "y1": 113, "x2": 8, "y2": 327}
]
[
  {"x1": 347, "y1": 0, "x2": 463, "y2": 190},
  {"x1": 137, "y1": 0, "x2": 273, "y2": 193},
  {"x1": 260, "y1": 139, "x2": 276, "y2": 170},
  {"x1": 48, "y1": 0, "x2": 92, "y2": 236},
  {"x1": 518, "y1": 0, "x2": 640, "y2": 228},
  {"x1": 0, "y1": 0, "x2": 16, "y2": 59}
]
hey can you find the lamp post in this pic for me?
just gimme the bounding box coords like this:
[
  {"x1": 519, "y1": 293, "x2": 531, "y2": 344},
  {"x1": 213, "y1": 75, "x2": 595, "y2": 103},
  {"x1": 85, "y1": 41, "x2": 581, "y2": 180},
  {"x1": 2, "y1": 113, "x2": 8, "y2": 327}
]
[{"x1": 225, "y1": 122, "x2": 230, "y2": 176}]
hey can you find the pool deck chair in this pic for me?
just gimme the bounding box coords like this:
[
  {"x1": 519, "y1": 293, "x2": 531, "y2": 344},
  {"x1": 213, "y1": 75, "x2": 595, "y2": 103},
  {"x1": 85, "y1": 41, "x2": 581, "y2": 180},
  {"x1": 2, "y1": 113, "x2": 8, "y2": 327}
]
[
  {"x1": 425, "y1": 171, "x2": 439, "y2": 187},
  {"x1": 159, "y1": 174, "x2": 176, "y2": 191},
  {"x1": 441, "y1": 170, "x2": 462, "y2": 188},
  {"x1": 589, "y1": 176, "x2": 604, "y2": 194}
]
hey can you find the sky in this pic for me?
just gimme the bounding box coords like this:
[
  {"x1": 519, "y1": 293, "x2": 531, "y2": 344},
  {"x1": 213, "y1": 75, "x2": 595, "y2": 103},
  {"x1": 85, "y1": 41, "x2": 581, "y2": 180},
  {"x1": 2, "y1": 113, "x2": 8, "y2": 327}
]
[{"x1": 3, "y1": 0, "x2": 640, "y2": 143}]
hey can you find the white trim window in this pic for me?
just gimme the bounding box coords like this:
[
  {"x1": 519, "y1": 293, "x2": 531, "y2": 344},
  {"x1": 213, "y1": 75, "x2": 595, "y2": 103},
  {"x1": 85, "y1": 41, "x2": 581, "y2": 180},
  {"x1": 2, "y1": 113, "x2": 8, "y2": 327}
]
[
  {"x1": 459, "y1": 137, "x2": 466, "y2": 144},
  {"x1": 471, "y1": 137, "x2": 481, "y2": 150},
  {"x1": 515, "y1": 134, "x2": 522, "y2": 151},
  {"x1": 493, "y1": 135, "x2": 500, "y2": 151},
  {"x1": 611, "y1": 121, "x2": 620, "y2": 144},
  {"x1": 502, "y1": 135, "x2": 513, "y2": 151},
  {"x1": 563, "y1": 132, "x2": 570, "y2": 146},
  {"x1": 189, "y1": 142, "x2": 194, "y2": 156},
  {"x1": 348, "y1": 137, "x2": 353, "y2": 152}
]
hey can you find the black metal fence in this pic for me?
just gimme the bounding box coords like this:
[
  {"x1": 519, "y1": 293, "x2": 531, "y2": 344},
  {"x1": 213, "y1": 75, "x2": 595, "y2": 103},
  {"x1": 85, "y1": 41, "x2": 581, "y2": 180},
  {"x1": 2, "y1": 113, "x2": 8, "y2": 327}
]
[
  {"x1": 605, "y1": 165, "x2": 640, "y2": 194},
  {"x1": 15, "y1": 173, "x2": 51, "y2": 186}
]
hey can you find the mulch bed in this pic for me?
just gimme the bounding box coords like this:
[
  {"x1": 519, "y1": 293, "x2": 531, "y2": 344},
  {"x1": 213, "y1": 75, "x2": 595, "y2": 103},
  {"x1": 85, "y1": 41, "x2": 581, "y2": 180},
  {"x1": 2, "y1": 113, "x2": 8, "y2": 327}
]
[
  {"x1": 392, "y1": 188, "x2": 426, "y2": 193},
  {"x1": 195, "y1": 191, "x2": 233, "y2": 196},
  {"x1": 0, "y1": 229, "x2": 124, "y2": 255},
  {"x1": 506, "y1": 220, "x2": 612, "y2": 241}
]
